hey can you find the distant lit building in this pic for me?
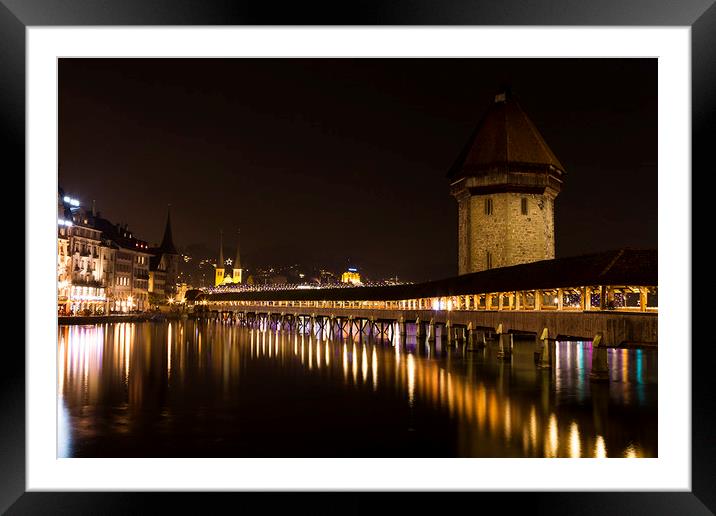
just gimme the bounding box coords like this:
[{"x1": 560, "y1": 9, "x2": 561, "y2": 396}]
[
  {"x1": 319, "y1": 269, "x2": 337, "y2": 284},
  {"x1": 215, "y1": 229, "x2": 243, "y2": 286},
  {"x1": 341, "y1": 267, "x2": 362, "y2": 285},
  {"x1": 174, "y1": 283, "x2": 191, "y2": 303}
]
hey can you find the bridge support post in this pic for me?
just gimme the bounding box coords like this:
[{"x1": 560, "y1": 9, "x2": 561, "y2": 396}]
[
  {"x1": 445, "y1": 320, "x2": 452, "y2": 347},
  {"x1": 589, "y1": 332, "x2": 610, "y2": 382},
  {"x1": 428, "y1": 318, "x2": 436, "y2": 344},
  {"x1": 468, "y1": 323, "x2": 486, "y2": 351},
  {"x1": 497, "y1": 333, "x2": 513, "y2": 360},
  {"x1": 537, "y1": 328, "x2": 551, "y2": 369},
  {"x1": 399, "y1": 316, "x2": 406, "y2": 342}
]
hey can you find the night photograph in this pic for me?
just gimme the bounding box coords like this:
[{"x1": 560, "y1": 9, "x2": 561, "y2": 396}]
[{"x1": 56, "y1": 58, "x2": 658, "y2": 459}]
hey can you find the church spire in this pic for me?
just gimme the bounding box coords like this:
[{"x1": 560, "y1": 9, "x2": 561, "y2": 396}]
[
  {"x1": 217, "y1": 229, "x2": 224, "y2": 268},
  {"x1": 160, "y1": 205, "x2": 178, "y2": 255},
  {"x1": 232, "y1": 229, "x2": 242, "y2": 284},
  {"x1": 234, "y1": 229, "x2": 241, "y2": 270},
  {"x1": 214, "y1": 229, "x2": 225, "y2": 286}
]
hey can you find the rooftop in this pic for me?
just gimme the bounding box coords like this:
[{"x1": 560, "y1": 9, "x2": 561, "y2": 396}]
[{"x1": 448, "y1": 88, "x2": 566, "y2": 180}]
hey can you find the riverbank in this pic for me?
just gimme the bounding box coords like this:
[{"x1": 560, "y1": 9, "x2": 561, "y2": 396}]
[{"x1": 58, "y1": 313, "x2": 192, "y2": 325}]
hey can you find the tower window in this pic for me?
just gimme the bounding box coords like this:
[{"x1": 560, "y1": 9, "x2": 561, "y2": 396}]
[
  {"x1": 485, "y1": 198, "x2": 493, "y2": 215},
  {"x1": 521, "y1": 198, "x2": 528, "y2": 215},
  {"x1": 486, "y1": 251, "x2": 493, "y2": 269}
]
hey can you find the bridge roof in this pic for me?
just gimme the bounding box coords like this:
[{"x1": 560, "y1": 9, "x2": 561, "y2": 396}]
[{"x1": 202, "y1": 249, "x2": 657, "y2": 303}]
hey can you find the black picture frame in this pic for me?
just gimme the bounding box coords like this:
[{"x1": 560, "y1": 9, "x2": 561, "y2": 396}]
[{"x1": 5, "y1": 0, "x2": 711, "y2": 513}]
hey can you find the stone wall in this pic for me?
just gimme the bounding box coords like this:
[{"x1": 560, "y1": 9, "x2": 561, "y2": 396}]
[{"x1": 460, "y1": 190, "x2": 557, "y2": 274}]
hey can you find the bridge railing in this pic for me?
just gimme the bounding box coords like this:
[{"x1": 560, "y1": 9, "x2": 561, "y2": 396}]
[{"x1": 203, "y1": 285, "x2": 657, "y2": 314}]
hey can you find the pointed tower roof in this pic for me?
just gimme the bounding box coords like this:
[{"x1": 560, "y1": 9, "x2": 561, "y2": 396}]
[
  {"x1": 233, "y1": 229, "x2": 241, "y2": 270},
  {"x1": 159, "y1": 205, "x2": 178, "y2": 255},
  {"x1": 217, "y1": 230, "x2": 224, "y2": 269},
  {"x1": 448, "y1": 88, "x2": 565, "y2": 180}
]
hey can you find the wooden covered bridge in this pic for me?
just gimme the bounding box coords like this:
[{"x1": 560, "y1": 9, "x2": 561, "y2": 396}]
[{"x1": 193, "y1": 249, "x2": 657, "y2": 353}]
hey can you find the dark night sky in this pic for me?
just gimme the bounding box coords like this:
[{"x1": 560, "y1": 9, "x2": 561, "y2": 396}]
[{"x1": 59, "y1": 58, "x2": 657, "y2": 282}]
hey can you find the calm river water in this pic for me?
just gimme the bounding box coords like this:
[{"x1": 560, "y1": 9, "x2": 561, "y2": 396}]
[{"x1": 57, "y1": 320, "x2": 657, "y2": 458}]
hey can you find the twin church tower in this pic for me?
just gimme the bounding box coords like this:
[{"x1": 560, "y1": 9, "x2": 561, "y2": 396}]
[
  {"x1": 450, "y1": 88, "x2": 566, "y2": 275},
  {"x1": 214, "y1": 230, "x2": 243, "y2": 286}
]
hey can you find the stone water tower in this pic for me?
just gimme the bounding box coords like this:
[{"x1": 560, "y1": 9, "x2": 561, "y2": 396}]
[{"x1": 449, "y1": 88, "x2": 566, "y2": 274}]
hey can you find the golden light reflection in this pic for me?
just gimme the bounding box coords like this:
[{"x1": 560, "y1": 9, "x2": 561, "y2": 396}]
[
  {"x1": 488, "y1": 392, "x2": 498, "y2": 435},
  {"x1": 123, "y1": 324, "x2": 131, "y2": 384},
  {"x1": 595, "y1": 435, "x2": 607, "y2": 458},
  {"x1": 57, "y1": 322, "x2": 654, "y2": 459},
  {"x1": 352, "y1": 343, "x2": 358, "y2": 384},
  {"x1": 342, "y1": 343, "x2": 348, "y2": 383},
  {"x1": 529, "y1": 405, "x2": 538, "y2": 451},
  {"x1": 361, "y1": 345, "x2": 368, "y2": 384},
  {"x1": 624, "y1": 443, "x2": 639, "y2": 458},
  {"x1": 622, "y1": 349, "x2": 629, "y2": 382},
  {"x1": 308, "y1": 337, "x2": 313, "y2": 370},
  {"x1": 167, "y1": 323, "x2": 172, "y2": 379},
  {"x1": 58, "y1": 330, "x2": 66, "y2": 398},
  {"x1": 568, "y1": 421, "x2": 581, "y2": 458},
  {"x1": 546, "y1": 413, "x2": 559, "y2": 457},
  {"x1": 372, "y1": 346, "x2": 378, "y2": 391},
  {"x1": 504, "y1": 403, "x2": 512, "y2": 441},
  {"x1": 407, "y1": 354, "x2": 416, "y2": 406}
]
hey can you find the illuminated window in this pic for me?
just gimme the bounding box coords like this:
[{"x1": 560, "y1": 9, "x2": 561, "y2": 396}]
[
  {"x1": 485, "y1": 198, "x2": 493, "y2": 215},
  {"x1": 521, "y1": 198, "x2": 528, "y2": 215}
]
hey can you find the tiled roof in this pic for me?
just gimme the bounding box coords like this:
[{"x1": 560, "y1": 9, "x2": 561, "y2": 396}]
[{"x1": 448, "y1": 89, "x2": 565, "y2": 180}]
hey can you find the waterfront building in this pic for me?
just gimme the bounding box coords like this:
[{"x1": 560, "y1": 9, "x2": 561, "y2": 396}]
[
  {"x1": 57, "y1": 191, "x2": 74, "y2": 314},
  {"x1": 57, "y1": 189, "x2": 181, "y2": 314},
  {"x1": 113, "y1": 228, "x2": 151, "y2": 312},
  {"x1": 66, "y1": 213, "x2": 110, "y2": 314},
  {"x1": 58, "y1": 190, "x2": 113, "y2": 314},
  {"x1": 90, "y1": 216, "x2": 151, "y2": 312},
  {"x1": 449, "y1": 88, "x2": 566, "y2": 274}
]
